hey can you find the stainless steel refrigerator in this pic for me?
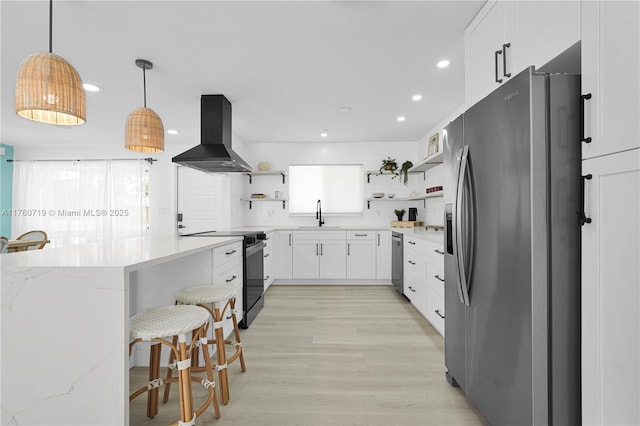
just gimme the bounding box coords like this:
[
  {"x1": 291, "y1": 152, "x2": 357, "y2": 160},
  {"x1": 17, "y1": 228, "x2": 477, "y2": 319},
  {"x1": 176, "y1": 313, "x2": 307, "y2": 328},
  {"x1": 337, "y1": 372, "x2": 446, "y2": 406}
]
[{"x1": 443, "y1": 67, "x2": 581, "y2": 425}]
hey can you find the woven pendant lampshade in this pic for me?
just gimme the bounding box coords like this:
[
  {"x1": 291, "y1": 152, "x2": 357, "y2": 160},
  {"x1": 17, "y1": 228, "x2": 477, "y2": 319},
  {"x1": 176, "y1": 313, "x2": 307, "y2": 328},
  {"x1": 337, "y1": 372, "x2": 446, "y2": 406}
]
[
  {"x1": 14, "y1": 1, "x2": 86, "y2": 125},
  {"x1": 125, "y1": 59, "x2": 164, "y2": 153}
]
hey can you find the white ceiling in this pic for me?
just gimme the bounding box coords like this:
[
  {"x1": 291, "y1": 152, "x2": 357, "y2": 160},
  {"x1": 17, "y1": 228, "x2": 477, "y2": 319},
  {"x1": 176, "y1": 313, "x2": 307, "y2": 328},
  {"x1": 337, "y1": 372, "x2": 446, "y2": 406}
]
[{"x1": 1, "y1": 0, "x2": 484, "y2": 150}]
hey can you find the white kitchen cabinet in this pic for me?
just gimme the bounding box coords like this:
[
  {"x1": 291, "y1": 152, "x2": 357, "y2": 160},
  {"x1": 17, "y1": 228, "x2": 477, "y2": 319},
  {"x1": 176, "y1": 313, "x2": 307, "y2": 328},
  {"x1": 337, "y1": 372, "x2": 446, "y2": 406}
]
[
  {"x1": 581, "y1": 148, "x2": 640, "y2": 426},
  {"x1": 582, "y1": 0, "x2": 640, "y2": 159},
  {"x1": 375, "y1": 231, "x2": 391, "y2": 280},
  {"x1": 403, "y1": 237, "x2": 427, "y2": 314},
  {"x1": 466, "y1": 0, "x2": 580, "y2": 106},
  {"x1": 263, "y1": 231, "x2": 274, "y2": 290},
  {"x1": 424, "y1": 241, "x2": 445, "y2": 337},
  {"x1": 274, "y1": 230, "x2": 293, "y2": 279},
  {"x1": 292, "y1": 231, "x2": 346, "y2": 279},
  {"x1": 211, "y1": 241, "x2": 244, "y2": 340},
  {"x1": 346, "y1": 231, "x2": 376, "y2": 279}
]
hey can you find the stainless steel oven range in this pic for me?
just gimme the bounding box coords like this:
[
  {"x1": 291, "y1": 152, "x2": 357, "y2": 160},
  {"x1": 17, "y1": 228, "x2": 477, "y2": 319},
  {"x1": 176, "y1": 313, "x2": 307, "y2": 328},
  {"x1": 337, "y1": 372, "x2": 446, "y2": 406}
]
[{"x1": 183, "y1": 230, "x2": 265, "y2": 328}]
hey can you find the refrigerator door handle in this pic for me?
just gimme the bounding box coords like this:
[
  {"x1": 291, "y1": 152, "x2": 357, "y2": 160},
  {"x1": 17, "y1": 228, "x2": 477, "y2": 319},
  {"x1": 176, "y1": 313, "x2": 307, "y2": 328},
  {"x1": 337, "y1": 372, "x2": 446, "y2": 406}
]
[
  {"x1": 452, "y1": 146, "x2": 467, "y2": 305},
  {"x1": 455, "y1": 145, "x2": 472, "y2": 306}
]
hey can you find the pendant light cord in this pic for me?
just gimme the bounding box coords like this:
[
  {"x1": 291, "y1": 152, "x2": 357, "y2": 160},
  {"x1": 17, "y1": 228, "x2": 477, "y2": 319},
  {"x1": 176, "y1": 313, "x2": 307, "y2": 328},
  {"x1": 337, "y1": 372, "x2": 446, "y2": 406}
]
[
  {"x1": 49, "y1": 0, "x2": 53, "y2": 53},
  {"x1": 142, "y1": 66, "x2": 147, "y2": 107}
]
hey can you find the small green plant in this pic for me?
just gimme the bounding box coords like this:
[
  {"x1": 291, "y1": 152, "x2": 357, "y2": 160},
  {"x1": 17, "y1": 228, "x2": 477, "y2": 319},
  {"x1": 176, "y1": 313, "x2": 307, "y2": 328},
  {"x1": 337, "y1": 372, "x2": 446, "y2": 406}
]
[
  {"x1": 400, "y1": 160, "x2": 413, "y2": 185},
  {"x1": 379, "y1": 157, "x2": 398, "y2": 176},
  {"x1": 394, "y1": 208, "x2": 406, "y2": 221}
]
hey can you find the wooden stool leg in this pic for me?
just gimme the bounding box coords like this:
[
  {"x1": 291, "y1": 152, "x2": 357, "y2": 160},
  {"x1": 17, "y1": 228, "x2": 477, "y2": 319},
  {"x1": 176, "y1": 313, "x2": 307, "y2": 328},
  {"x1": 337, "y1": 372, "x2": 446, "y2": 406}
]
[
  {"x1": 199, "y1": 331, "x2": 221, "y2": 418},
  {"x1": 230, "y1": 298, "x2": 246, "y2": 372},
  {"x1": 176, "y1": 334, "x2": 195, "y2": 424},
  {"x1": 213, "y1": 306, "x2": 230, "y2": 405},
  {"x1": 162, "y1": 335, "x2": 178, "y2": 403},
  {"x1": 147, "y1": 343, "x2": 161, "y2": 418}
]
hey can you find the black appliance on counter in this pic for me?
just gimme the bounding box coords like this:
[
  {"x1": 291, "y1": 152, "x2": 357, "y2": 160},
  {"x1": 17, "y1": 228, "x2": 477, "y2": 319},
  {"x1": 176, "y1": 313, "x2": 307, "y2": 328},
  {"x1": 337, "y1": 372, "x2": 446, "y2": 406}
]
[
  {"x1": 391, "y1": 232, "x2": 403, "y2": 294},
  {"x1": 184, "y1": 230, "x2": 265, "y2": 328}
]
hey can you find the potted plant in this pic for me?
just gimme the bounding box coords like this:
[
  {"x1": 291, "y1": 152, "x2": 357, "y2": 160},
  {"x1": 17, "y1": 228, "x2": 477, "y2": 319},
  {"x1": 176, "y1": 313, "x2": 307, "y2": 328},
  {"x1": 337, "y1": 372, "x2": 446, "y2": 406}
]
[
  {"x1": 394, "y1": 208, "x2": 406, "y2": 221},
  {"x1": 379, "y1": 157, "x2": 398, "y2": 176},
  {"x1": 400, "y1": 160, "x2": 413, "y2": 185}
]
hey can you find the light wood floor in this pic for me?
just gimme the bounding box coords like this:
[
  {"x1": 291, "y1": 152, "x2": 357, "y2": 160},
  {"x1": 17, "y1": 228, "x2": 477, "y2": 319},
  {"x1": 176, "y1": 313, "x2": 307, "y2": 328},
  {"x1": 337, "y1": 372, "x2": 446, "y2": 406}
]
[{"x1": 130, "y1": 285, "x2": 487, "y2": 425}]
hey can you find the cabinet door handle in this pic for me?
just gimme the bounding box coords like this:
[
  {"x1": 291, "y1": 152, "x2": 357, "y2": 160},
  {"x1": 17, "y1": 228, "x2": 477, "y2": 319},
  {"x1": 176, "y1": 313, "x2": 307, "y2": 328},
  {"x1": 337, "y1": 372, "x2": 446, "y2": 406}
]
[
  {"x1": 495, "y1": 50, "x2": 503, "y2": 83},
  {"x1": 408, "y1": 286, "x2": 416, "y2": 292},
  {"x1": 434, "y1": 249, "x2": 444, "y2": 255},
  {"x1": 408, "y1": 260, "x2": 416, "y2": 265},
  {"x1": 377, "y1": 234, "x2": 380, "y2": 246},
  {"x1": 226, "y1": 275, "x2": 237, "y2": 283},
  {"x1": 435, "y1": 309, "x2": 445, "y2": 319},
  {"x1": 264, "y1": 275, "x2": 270, "y2": 281},
  {"x1": 316, "y1": 243, "x2": 319, "y2": 256},
  {"x1": 434, "y1": 274, "x2": 445, "y2": 282},
  {"x1": 226, "y1": 314, "x2": 233, "y2": 320},
  {"x1": 347, "y1": 243, "x2": 350, "y2": 256},
  {"x1": 354, "y1": 233, "x2": 368, "y2": 237},
  {"x1": 502, "y1": 43, "x2": 511, "y2": 77},
  {"x1": 579, "y1": 174, "x2": 593, "y2": 226},
  {"x1": 580, "y1": 93, "x2": 592, "y2": 143},
  {"x1": 289, "y1": 233, "x2": 292, "y2": 246},
  {"x1": 264, "y1": 253, "x2": 270, "y2": 258},
  {"x1": 321, "y1": 243, "x2": 323, "y2": 256},
  {"x1": 408, "y1": 241, "x2": 416, "y2": 245},
  {"x1": 225, "y1": 249, "x2": 237, "y2": 255}
]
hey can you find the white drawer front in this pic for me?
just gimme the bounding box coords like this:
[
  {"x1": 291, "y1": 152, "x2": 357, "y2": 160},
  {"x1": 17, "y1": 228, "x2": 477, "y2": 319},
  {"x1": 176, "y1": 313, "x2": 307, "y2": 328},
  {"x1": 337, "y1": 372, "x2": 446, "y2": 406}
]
[
  {"x1": 347, "y1": 230, "x2": 375, "y2": 240},
  {"x1": 213, "y1": 258, "x2": 242, "y2": 287},
  {"x1": 425, "y1": 287, "x2": 445, "y2": 336},
  {"x1": 213, "y1": 242, "x2": 243, "y2": 269},
  {"x1": 425, "y1": 240, "x2": 445, "y2": 263}
]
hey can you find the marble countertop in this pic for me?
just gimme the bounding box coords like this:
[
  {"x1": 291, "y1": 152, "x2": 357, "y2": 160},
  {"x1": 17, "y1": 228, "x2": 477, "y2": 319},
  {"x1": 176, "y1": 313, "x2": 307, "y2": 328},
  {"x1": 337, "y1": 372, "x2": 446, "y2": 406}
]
[{"x1": 0, "y1": 235, "x2": 242, "y2": 271}]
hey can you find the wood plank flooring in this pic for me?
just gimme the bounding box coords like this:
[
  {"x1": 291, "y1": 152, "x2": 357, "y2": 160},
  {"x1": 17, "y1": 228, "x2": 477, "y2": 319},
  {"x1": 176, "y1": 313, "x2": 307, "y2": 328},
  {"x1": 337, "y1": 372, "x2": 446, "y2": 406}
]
[{"x1": 130, "y1": 285, "x2": 487, "y2": 425}]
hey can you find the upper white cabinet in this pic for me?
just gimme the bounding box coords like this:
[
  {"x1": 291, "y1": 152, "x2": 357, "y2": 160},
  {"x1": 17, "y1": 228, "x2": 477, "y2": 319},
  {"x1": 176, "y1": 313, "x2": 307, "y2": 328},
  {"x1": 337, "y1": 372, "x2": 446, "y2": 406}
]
[
  {"x1": 466, "y1": 0, "x2": 580, "y2": 105},
  {"x1": 466, "y1": 1, "x2": 514, "y2": 105},
  {"x1": 274, "y1": 231, "x2": 293, "y2": 279},
  {"x1": 581, "y1": 148, "x2": 640, "y2": 426},
  {"x1": 346, "y1": 231, "x2": 377, "y2": 279},
  {"x1": 582, "y1": 0, "x2": 640, "y2": 159},
  {"x1": 375, "y1": 231, "x2": 391, "y2": 280}
]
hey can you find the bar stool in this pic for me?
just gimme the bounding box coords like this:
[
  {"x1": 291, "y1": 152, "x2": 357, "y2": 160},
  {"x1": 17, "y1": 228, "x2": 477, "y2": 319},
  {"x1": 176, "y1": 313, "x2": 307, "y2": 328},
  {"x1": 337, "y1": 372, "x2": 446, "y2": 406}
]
[
  {"x1": 129, "y1": 305, "x2": 220, "y2": 425},
  {"x1": 164, "y1": 285, "x2": 246, "y2": 405}
]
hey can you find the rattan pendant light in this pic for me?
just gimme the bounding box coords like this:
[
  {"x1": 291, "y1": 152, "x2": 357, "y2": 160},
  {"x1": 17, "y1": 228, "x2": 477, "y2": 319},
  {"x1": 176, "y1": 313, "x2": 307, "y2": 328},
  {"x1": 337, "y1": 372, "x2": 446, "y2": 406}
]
[
  {"x1": 15, "y1": 0, "x2": 86, "y2": 125},
  {"x1": 125, "y1": 59, "x2": 164, "y2": 153}
]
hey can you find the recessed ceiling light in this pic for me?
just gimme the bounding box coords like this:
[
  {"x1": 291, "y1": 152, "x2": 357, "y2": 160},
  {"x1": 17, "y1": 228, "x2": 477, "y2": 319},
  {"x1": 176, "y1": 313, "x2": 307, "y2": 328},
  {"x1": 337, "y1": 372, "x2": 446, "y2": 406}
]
[
  {"x1": 320, "y1": 129, "x2": 328, "y2": 137},
  {"x1": 412, "y1": 94, "x2": 422, "y2": 101},
  {"x1": 167, "y1": 129, "x2": 179, "y2": 135},
  {"x1": 338, "y1": 106, "x2": 352, "y2": 113},
  {"x1": 83, "y1": 83, "x2": 101, "y2": 92},
  {"x1": 397, "y1": 116, "x2": 406, "y2": 122},
  {"x1": 437, "y1": 60, "x2": 450, "y2": 68}
]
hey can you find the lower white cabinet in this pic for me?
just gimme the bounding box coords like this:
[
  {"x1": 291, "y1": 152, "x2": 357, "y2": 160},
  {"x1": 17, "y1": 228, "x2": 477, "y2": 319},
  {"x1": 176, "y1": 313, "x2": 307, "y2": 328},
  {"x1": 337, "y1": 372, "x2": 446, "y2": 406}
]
[
  {"x1": 211, "y1": 241, "x2": 244, "y2": 340},
  {"x1": 582, "y1": 148, "x2": 640, "y2": 426},
  {"x1": 263, "y1": 231, "x2": 274, "y2": 290},
  {"x1": 346, "y1": 231, "x2": 376, "y2": 279},
  {"x1": 292, "y1": 231, "x2": 346, "y2": 279},
  {"x1": 375, "y1": 231, "x2": 391, "y2": 280},
  {"x1": 274, "y1": 230, "x2": 293, "y2": 279}
]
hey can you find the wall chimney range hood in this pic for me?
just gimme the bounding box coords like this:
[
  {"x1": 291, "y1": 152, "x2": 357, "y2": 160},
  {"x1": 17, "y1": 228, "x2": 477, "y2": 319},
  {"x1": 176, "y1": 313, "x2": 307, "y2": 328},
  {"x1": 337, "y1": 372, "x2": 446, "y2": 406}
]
[{"x1": 172, "y1": 95, "x2": 252, "y2": 173}]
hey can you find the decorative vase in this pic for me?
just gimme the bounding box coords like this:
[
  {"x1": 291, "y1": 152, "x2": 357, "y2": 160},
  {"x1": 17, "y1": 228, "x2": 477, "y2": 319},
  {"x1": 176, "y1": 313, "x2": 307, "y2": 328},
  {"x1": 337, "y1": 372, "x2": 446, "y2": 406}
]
[{"x1": 395, "y1": 212, "x2": 404, "y2": 221}]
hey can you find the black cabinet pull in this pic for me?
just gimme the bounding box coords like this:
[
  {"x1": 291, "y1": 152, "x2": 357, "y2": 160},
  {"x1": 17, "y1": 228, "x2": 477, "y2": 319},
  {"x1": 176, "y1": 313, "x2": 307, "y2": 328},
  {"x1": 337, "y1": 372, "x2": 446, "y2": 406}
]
[
  {"x1": 377, "y1": 234, "x2": 380, "y2": 246},
  {"x1": 495, "y1": 50, "x2": 503, "y2": 83},
  {"x1": 502, "y1": 43, "x2": 511, "y2": 77},
  {"x1": 354, "y1": 233, "x2": 368, "y2": 237},
  {"x1": 289, "y1": 233, "x2": 292, "y2": 246},
  {"x1": 578, "y1": 174, "x2": 593, "y2": 226},
  {"x1": 408, "y1": 260, "x2": 416, "y2": 265},
  {"x1": 264, "y1": 275, "x2": 270, "y2": 281},
  {"x1": 225, "y1": 249, "x2": 237, "y2": 255},
  {"x1": 226, "y1": 314, "x2": 233, "y2": 320},
  {"x1": 226, "y1": 275, "x2": 237, "y2": 283},
  {"x1": 408, "y1": 241, "x2": 416, "y2": 245},
  {"x1": 435, "y1": 309, "x2": 445, "y2": 319},
  {"x1": 434, "y1": 249, "x2": 444, "y2": 255},
  {"x1": 264, "y1": 253, "x2": 270, "y2": 258},
  {"x1": 408, "y1": 286, "x2": 416, "y2": 292},
  {"x1": 581, "y1": 94, "x2": 592, "y2": 143},
  {"x1": 320, "y1": 243, "x2": 323, "y2": 256},
  {"x1": 347, "y1": 243, "x2": 350, "y2": 256},
  {"x1": 434, "y1": 274, "x2": 445, "y2": 282}
]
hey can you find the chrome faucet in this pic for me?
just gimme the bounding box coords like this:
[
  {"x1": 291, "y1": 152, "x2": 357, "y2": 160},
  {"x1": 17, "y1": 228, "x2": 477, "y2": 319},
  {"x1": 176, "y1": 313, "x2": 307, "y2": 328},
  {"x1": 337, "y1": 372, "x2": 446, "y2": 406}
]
[{"x1": 316, "y1": 200, "x2": 325, "y2": 227}]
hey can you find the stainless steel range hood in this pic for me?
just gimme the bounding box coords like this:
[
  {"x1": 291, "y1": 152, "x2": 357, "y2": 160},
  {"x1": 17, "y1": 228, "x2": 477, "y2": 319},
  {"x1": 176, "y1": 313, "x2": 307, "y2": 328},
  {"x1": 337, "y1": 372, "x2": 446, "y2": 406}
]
[{"x1": 172, "y1": 95, "x2": 252, "y2": 172}]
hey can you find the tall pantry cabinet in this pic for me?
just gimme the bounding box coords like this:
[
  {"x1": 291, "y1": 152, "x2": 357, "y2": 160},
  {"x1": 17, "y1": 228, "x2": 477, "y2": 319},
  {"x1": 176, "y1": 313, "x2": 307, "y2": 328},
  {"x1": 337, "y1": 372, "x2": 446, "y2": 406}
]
[{"x1": 580, "y1": 2, "x2": 640, "y2": 425}]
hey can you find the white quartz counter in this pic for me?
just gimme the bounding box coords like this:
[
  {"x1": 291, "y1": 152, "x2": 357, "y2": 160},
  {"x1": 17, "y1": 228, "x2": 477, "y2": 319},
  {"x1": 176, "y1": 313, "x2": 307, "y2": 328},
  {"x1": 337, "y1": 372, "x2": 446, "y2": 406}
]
[
  {"x1": 391, "y1": 228, "x2": 445, "y2": 245},
  {"x1": 1, "y1": 235, "x2": 241, "y2": 426}
]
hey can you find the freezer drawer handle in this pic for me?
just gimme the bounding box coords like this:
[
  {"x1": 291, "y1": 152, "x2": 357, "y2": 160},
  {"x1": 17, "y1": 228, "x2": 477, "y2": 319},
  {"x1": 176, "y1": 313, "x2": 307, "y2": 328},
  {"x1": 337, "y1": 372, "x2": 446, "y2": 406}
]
[
  {"x1": 435, "y1": 309, "x2": 445, "y2": 319},
  {"x1": 226, "y1": 275, "x2": 237, "y2": 283},
  {"x1": 580, "y1": 93, "x2": 592, "y2": 143},
  {"x1": 494, "y1": 50, "x2": 503, "y2": 83},
  {"x1": 225, "y1": 249, "x2": 237, "y2": 255},
  {"x1": 579, "y1": 174, "x2": 593, "y2": 226},
  {"x1": 502, "y1": 43, "x2": 511, "y2": 77},
  {"x1": 434, "y1": 274, "x2": 445, "y2": 282},
  {"x1": 434, "y1": 249, "x2": 444, "y2": 255}
]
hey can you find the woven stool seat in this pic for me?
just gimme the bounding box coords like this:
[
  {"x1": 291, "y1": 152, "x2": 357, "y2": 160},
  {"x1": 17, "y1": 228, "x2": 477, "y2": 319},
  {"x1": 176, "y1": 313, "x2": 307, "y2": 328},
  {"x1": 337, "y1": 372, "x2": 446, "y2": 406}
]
[
  {"x1": 175, "y1": 285, "x2": 236, "y2": 306},
  {"x1": 130, "y1": 305, "x2": 209, "y2": 341}
]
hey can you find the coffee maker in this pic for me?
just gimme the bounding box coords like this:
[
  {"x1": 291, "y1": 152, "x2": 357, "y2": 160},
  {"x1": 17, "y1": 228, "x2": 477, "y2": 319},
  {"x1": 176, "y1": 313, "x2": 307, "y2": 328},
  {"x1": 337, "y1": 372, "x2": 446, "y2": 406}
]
[{"x1": 408, "y1": 207, "x2": 418, "y2": 221}]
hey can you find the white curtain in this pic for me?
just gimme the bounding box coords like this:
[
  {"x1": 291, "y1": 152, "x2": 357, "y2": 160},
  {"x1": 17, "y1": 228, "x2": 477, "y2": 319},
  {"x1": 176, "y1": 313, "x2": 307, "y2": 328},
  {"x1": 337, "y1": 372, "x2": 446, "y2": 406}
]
[{"x1": 12, "y1": 160, "x2": 148, "y2": 247}]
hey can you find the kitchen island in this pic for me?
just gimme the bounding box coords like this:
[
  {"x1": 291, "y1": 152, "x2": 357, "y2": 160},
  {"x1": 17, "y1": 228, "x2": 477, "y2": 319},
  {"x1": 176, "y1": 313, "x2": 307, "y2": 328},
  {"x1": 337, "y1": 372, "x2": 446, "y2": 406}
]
[{"x1": 0, "y1": 235, "x2": 242, "y2": 426}]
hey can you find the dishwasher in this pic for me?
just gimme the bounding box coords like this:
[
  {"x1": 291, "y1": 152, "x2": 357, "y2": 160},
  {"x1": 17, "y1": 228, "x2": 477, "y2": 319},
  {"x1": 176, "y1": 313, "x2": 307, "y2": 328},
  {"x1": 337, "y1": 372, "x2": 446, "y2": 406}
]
[{"x1": 391, "y1": 231, "x2": 403, "y2": 294}]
